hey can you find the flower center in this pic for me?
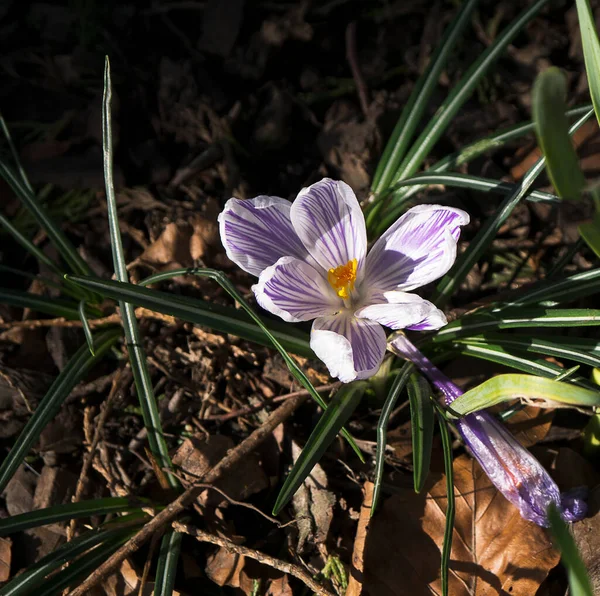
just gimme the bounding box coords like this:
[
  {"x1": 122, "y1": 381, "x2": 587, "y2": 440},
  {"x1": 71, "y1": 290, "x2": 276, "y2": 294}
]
[{"x1": 327, "y1": 259, "x2": 357, "y2": 300}]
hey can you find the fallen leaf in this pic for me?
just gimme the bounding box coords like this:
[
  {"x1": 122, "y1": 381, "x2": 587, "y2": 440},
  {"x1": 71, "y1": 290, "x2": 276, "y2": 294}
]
[
  {"x1": 173, "y1": 435, "x2": 268, "y2": 506},
  {"x1": 140, "y1": 223, "x2": 193, "y2": 269},
  {"x1": 205, "y1": 547, "x2": 247, "y2": 590},
  {"x1": 291, "y1": 440, "x2": 335, "y2": 553},
  {"x1": 364, "y1": 455, "x2": 560, "y2": 595},
  {"x1": 573, "y1": 485, "x2": 600, "y2": 592},
  {"x1": 346, "y1": 481, "x2": 374, "y2": 596},
  {"x1": 503, "y1": 406, "x2": 554, "y2": 448},
  {"x1": 103, "y1": 559, "x2": 140, "y2": 596},
  {"x1": 266, "y1": 574, "x2": 293, "y2": 595},
  {"x1": 0, "y1": 537, "x2": 11, "y2": 582}
]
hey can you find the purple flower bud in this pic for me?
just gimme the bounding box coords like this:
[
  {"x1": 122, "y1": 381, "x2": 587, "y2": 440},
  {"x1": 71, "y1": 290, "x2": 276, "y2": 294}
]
[{"x1": 390, "y1": 334, "x2": 587, "y2": 527}]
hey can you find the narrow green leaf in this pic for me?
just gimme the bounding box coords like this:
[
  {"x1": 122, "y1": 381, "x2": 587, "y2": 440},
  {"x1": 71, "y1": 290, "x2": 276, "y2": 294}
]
[
  {"x1": 388, "y1": 172, "x2": 559, "y2": 203},
  {"x1": 429, "y1": 308, "x2": 600, "y2": 345},
  {"x1": 0, "y1": 112, "x2": 34, "y2": 194},
  {"x1": 0, "y1": 527, "x2": 134, "y2": 596},
  {"x1": 0, "y1": 329, "x2": 121, "y2": 494},
  {"x1": 457, "y1": 333, "x2": 600, "y2": 369},
  {"x1": 448, "y1": 374, "x2": 600, "y2": 418},
  {"x1": 371, "y1": 362, "x2": 414, "y2": 516},
  {"x1": 0, "y1": 161, "x2": 91, "y2": 277},
  {"x1": 67, "y1": 274, "x2": 314, "y2": 358},
  {"x1": 408, "y1": 374, "x2": 434, "y2": 493},
  {"x1": 579, "y1": 213, "x2": 600, "y2": 258},
  {"x1": 371, "y1": 0, "x2": 479, "y2": 195},
  {"x1": 547, "y1": 503, "x2": 594, "y2": 596},
  {"x1": 576, "y1": 0, "x2": 600, "y2": 130},
  {"x1": 273, "y1": 382, "x2": 367, "y2": 515},
  {"x1": 36, "y1": 530, "x2": 133, "y2": 595},
  {"x1": 78, "y1": 300, "x2": 95, "y2": 355},
  {"x1": 391, "y1": 0, "x2": 549, "y2": 187},
  {"x1": 102, "y1": 57, "x2": 181, "y2": 594},
  {"x1": 378, "y1": 105, "x2": 591, "y2": 227},
  {"x1": 0, "y1": 497, "x2": 147, "y2": 536},
  {"x1": 450, "y1": 341, "x2": 592, "y2": 387},
  {"x1": 0, "y1": 287, "x2": 88, "y2": 319},
  {"x1": 154, "y1": 531, "x2": 184, "y2": 596},
  {"x1": 501, "y1": 266, "x2": 600, "y2": 308},
  {"x1": 532, "y1": 67, "x2": 585, "y2": 200},
  {"x1": 436, "y1": 407, "x2": 454, "y2": 596},
  {"x1": 431, "y1": 108, "x2": 594, "y2": 307}
]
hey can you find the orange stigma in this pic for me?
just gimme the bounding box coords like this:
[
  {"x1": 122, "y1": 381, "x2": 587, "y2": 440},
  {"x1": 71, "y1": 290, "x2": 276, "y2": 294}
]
[{"x1": 327, "y1": 259, "x2": 357, "y2": 300}]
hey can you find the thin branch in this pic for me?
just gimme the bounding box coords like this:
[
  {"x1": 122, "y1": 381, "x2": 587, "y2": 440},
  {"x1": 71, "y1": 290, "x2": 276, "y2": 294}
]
[
  {"x1": 173, "y1": 521, "x2": 335, "y2": 596},
  {"x1": 67, "y1": 390, "x2": 309, "y2": 596}
]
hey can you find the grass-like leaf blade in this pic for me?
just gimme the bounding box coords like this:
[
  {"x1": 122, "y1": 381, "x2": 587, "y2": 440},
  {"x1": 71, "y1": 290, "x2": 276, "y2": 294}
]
[
  {"x1": 0, "y1": 497, "x2": 147, "y2": 536},
  {"x1": 408, "y1": 373, "x2": 434, "y2": 493},
  {"x1": 576, "y1": 0, "x2": 600, "y2": 130},
  {"x1": 548, "y1": 503, "x2": 593, "y2": 596},
  {"x1": 371, "y1": 362, "x2": 414, "y2": 516},
  {"x1": 272, "y1": 381, "x2": 367, "y2": 515},
  {"x1": 448, "y1": 374, "x2": 600, "y2": 417},
  {"x1": 533, "y1": 67, "x2": 585, "y2": 201},
  {"x1": 0, "y1": 328, "x2": 121, "y2": 494}
]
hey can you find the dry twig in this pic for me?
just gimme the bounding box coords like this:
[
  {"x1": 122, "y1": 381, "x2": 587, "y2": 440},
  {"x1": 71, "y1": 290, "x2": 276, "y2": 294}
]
[
  {"x1": 67, "y1": 389, "x2": 310, "y2": 596},
  {"x1": 173, "y1": 521, "x2": 335, "y2": 596}
]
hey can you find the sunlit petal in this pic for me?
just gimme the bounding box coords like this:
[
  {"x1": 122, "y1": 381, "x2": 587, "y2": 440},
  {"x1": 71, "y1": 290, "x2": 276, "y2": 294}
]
[
  {"x1": 311, "y1": 314, "x2": 386, "y2": 382},
  {"x1": 253, "y1": 256, "x2": 342, "y2": 323},
  {"x1": 365, "y1": 204, "x2": 469, "y2": 293},
  {"x1": 219, "y1": 196, "x2": 309, "y2": 277}
]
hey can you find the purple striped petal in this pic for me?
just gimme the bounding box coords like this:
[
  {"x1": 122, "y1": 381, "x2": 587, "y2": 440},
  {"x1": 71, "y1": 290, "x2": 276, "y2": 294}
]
[
  {"x1": 291, "y1": 179, "x2": 367, "y2": 276},
  {"x1": 364, "y1": 204, "x2": 469, "y2": 293},
  {"x1": 311, "y1": 314, "x2": 386, "y2": 382},
  {"x1": 219, "y1": 196, "x2": 309, "y2": 277},
  {"x1": 253, "y1": 256, "x2": 342, "y2": 323},
  {"x1": 457, "y1": 412, "x2": 587, "y2": 527},
  {"x1": 355, "y1": 291, "x2": 447, "y2": 331}
]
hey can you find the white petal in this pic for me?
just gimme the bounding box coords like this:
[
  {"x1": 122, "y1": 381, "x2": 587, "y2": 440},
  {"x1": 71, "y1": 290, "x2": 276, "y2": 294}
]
[
  {"x1": 364, "y1": 204, "x2": 469, "y2": 293},
  {"x1": 355, "y1": 291, "x2": 446, "y2": 330},
  {"x1": 311, "y1": 314, "x2": 386, "y2": 382},
  {"x1": 253, "y1": 256, "x2": 342, "y2": 323},
  {"x1": 291, "y1": 179, "x2": 367, "y2": 276},
  {"x1": 219, "y1": 196, "x2": 309, "y2": 277}
]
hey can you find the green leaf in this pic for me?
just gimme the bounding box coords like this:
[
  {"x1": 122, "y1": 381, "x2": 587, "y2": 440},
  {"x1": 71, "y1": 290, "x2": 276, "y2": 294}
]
[
  {"x1": 371, "y1": 362, "x2": 414, "y2": 516},
  {"x1": 377, "y1": 105, "x2": 591, "y2": 227},
  {"x1": 431, "y1": 108, "x2": 594, "y2": 307},
  {"x1": 436, "y1": 406, "x2": 455, "y2": 596},
  {"x1": 68, "y1": 274, "x2": 313, "y2": 357},
  {"x1": 448, "y1": 374, "x2": 600, "y2": 418},
  {"x1": 272, "y1": 382, "x2": 367, "y2": 515},
  {"x1": 547, "y1": 503, "x2": 593, "y2": 596},
  {"x1": 0, "y1": 497, "x2": 147, "y2": 536},
  {"x1": 430, "y1": 308, "x2": 600, "y2": 345},
  {"x1": 576, "y1": 0, "x2": 600, "y2": 130},
  {"x1": 0, "y1": 162, "x2": 91, "y2": 277},
  {"x1": 579, "y1": 212, "x2": 600, "y2": 258},
  {"x1": 0, "y1": 527, "x2": 134, "y2": 596},
  {"x1": 408, "y1": 374, "x2": 434, "y2": 493},
  {"x1": 532, "y1": 67, "x2": 585, "y2": 200},
  {"x1": 0, "y1": 328, "x2": 121, "y2": 494},
  {"x1": 78, "y1": 300, "x2": 95, "y2": 355},
  {"x1": 457, "y1": 333, "x2": 600, "y2": 369},
  {"x1": 390, "y1": 0, "x2": 549, "y2": 188},
  {"x1": 370, "y1": 0, "x2": 479, "y2": 195},
  {"x1": 102, "y1": 57, "x2": 181, "y2": 594},
  {"x1": 450, "y1": 341, "x2": 592, "y2": 387},
  {"x1": 501, "y1": 266, "x2": 600, "y2": 307},
  {"x1": 0, "y1": 287, "x2": 94, "y2": 319},
  {"x1": 388, "y1": 171, "x2": 559, "y2": 203}
]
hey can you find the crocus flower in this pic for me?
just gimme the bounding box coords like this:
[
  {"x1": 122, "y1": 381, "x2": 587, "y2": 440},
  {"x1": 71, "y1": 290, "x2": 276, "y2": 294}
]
[
  {"x1": 219, "y1": 178, "x2": 469, "y2": 382},
  {"x1": 390, "y1": 334, "x2": 588, "y2": 526}
]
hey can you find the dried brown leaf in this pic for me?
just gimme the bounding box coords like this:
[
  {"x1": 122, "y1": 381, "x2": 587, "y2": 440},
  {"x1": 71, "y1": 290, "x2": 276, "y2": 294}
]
[
  {"x1": 503, "y1": 406, "x2": 554, "y2": 448},
  {"x1": 140, "y1": 223, "x2": 193, "y2": 268},
  {"x1": 0, "y1": 537, "x2": 11, "y2": 582},
  {"x1": 346, "y1": 481, "x2": 374, "y2": 596},
  {"x1": 364, "y1": 455, "x2": 560, "y2": 596}
]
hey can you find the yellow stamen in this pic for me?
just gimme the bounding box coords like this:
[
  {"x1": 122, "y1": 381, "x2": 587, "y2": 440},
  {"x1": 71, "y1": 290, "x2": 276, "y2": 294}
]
[{"x1": 327, "y1": 259, "x2": 358, "y2": 300}]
